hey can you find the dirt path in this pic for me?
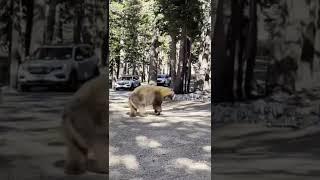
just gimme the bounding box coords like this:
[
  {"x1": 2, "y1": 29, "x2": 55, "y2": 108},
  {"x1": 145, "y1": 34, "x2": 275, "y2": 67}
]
[
  {"x1": 109, "y1": 90, "x2": 211, "y2": 180},
  {"x1": 213, "y1": 123, "x2": 320, "y2": 180},
  {"x1": 0, "y1": 90, "x2": 107, "y2": 180}
]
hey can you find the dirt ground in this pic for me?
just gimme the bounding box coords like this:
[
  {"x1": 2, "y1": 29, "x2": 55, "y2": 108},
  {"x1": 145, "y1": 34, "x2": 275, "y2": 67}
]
[
  {"x1": 213, "y1": 123, "x2": 320, "y2": 180},
  {"x1": 109, "y1": 89, "x2": 211, "y2": 180}
]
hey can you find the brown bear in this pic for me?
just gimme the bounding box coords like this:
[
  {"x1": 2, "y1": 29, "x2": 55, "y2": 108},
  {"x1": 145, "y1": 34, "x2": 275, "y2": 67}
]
[
  {"x1": 128, "y1": 85, "x2": 175, "y2": 117},
  {"x1": 61, "y1": 74, "x2": 108, "y2": 175}
]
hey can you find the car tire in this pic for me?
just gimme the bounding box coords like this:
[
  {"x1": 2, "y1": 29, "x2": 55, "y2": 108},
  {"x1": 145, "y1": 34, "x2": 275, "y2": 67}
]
[
  {"x1": 130, "y1": 84, "x2": 134, "y2": 91},
  {"x1": 68, "y1": 71, "x2": 79, "y2": 92}
]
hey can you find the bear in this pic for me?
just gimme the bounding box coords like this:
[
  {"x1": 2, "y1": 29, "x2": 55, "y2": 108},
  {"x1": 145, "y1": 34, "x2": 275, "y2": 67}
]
[
  {"x1": 128, "y1": 85, "x2": 175, "y2": 117},
  {"x1": 61, "y1": 74, "x2": 108, "y2": 175}
]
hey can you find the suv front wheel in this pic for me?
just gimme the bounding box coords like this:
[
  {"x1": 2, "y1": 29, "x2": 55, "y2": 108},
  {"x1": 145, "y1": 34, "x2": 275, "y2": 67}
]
[{"x1": 129, "y1": 83, "x2": 135, "y2": 91}]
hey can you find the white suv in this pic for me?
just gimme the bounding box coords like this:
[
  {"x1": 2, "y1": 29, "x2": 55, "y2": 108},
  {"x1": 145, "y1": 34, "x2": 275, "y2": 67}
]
[
  {"x1": 157, "y1": 74, "x2": 171, "y2": 87},
  {"x1": 114, "y1": 75, "x2": 141, "y2": 90},
  {"x1": 17, "y1": 44, "x2": 100, "y2": 91}
]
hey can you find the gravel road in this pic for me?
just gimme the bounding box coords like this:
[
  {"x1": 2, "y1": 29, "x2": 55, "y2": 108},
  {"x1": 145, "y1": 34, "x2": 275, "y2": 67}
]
[{"x1": 109, "y1": 89, "x2": 211, "y2": 180}]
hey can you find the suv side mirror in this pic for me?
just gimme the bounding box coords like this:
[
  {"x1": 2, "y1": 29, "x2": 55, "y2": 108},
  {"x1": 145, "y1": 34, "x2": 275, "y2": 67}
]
[{"x1": 76, "y1": 55, "x2": 84, "y2": 61}]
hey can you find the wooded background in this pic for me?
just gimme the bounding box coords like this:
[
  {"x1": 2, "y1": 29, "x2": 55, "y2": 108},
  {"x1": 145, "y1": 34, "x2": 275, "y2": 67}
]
[
  {"x1": 1, "y1": 0, "x2": 319, "y2": 98},
  {"x1": 213, "y1": 0, "x2": 320, "y2": 103},
  {"x1": 109, "y1": 0, "x2": 212, "y2": 94}
]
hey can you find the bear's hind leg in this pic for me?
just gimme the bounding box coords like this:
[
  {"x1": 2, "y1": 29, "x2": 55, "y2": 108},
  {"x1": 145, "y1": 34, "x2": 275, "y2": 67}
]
[
  {"x1": 64, "y1": 139, "x2": 88, "y2": 175},
  {"x1": 138, "y1": 106, "x2": 147, "y2": 117}
]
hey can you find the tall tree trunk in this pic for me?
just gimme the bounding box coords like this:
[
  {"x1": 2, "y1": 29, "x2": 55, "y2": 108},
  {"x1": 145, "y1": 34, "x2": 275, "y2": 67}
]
[
  {"x1": 224, "y1": 0, "x2": 242, "y2": 101},
  {"x1": 116, "y1": 56, "x2": 120, "y2": 79},
  {"x1": 174, "y1": 39, "x2": 184, "y2": 93},
  {"x1": 56, "y1": 4, "x2": 63, "y2": 42},
  {"x1": 24, "y1": 0, "x2": 34, "y2": 56},
  {"x1": 244, "y1": 0, "x2": 257, "y2": 98},
  {"x1": 235, "y1": 0, "x2": 246, "y2": 99},
  {"x1": 73, "y1": 0, "x2": 84, "y2": 43},
  {"x1": 101, "y1": 0, "x2": 109, "y2": 67},
  {"x1": 101, "y1": 32, "x2": 108, "y2": 66},
  {"x1": 212, "y1": 0, "x2": 231, "y2": 102},
  {"x1": 149, "y1": 36, "x2": 159, "y2": 84},
  {"x1": 187, "y1": 41, "x2": 192, "y2": 93},
  {"x1": 181, "y1": 35, "x2": 188, "y2": 93},
  {"x1": 9, "y1": 0, "x2": 20, "y2": 89},
  {"x1": 46, "y1": 0, "x2": 57, "y2": 43},
  {"x1": 8, "y1": 0, "x2": 14, "y2": 88},
  {"x1": 123, "y1": 63, "x2": 127, "y2": 75},
  {"x1": 132, "y1": 63, "x2": 136, "y2": 75},
  {"x1": 210, "y1": 0, "x2": 217, "y2": 94},
  {"x1": 174, "y1": 24, "x2": 189, "y2": 94},
  {"x1": 184, "y1": 38, "x2": 191, "y2": 93},
  {"x1": 169, "y1": 35, "x2": 177, "y2": 88},
  {"x1": 142, "y1": 60, "x2": 145, "y2": 82}
]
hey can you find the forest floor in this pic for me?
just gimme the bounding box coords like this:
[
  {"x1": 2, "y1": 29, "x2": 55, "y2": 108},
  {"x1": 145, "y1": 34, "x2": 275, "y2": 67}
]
[
  {"x1": 214, "y1": 121, "x2": 320, "y2": 180},
  {"x1": 1, "y1": 85, "x2": 319, "y2": 180},
  {"x1": 109, "y1": 89, "x2": 211, "y2": 179}
]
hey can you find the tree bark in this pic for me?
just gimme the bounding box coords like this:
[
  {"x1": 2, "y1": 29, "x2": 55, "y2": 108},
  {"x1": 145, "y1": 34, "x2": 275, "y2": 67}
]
[
  {"x1": 73, "y1": 0, "x2": 84, "y2": 43},
  {"x1": 9, "y1": 0, "x2": 20, "y2": 89},
  {"x1": 24, "y1": 0, "x2": 34, "y2": 56},
  {"x1": 174, "y1": 39, "x2": 184, "y2": 93},
  {"x1": 212, "y1": 0, "x2": 234, "y2": 102},
  {"x1": 56, "y1": 4, "x2": 63, "y2": 42},
  {"x1": 46, "y1": 0, "x2": 57, "y2": 43},
  {"x1": 244, "y1": 0, "x2": 257, "y2": 98},
  {"x1": 169, "y1": 35, "x2": 177, "y2": 88},
  {"x1": 187, "y1": 39, "x2": 192, "y2": 93},
  {"x1": 142, "y1": 60, "x2": 145, "y2": 82},
  {"x1": 116, "y1": 55, "x2": 120, "y2": 79},
  {"x1": 101, "y1": 0, "x2": 109, "y2": 67},
  {"x1": 149, "y1": 36, "x2": 159, "y2": 84},
  {"x1": 212, "y1": 0, "x2": 226, "y2": 102},
  {"x1": 235, "y1": 0, "x2": 246, "y2": 99}
]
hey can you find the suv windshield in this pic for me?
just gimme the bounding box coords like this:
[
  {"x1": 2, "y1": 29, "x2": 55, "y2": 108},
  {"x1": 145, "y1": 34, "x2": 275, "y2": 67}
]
[
  {"x1": 33, "y1": 47, "x2": 73, "y2": 60},
  {"x1": 120, "y1": 76, "x2": 132, "y2": 80},
  {"x1": 157, "y1": 75, "x2": 165, "y2": 78}
]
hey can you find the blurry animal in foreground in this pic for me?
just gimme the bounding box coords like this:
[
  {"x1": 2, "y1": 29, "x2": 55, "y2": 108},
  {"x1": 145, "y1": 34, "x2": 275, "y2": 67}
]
[{"x1": 61, "y1": 74, "x2": 108, "y2": 175}]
